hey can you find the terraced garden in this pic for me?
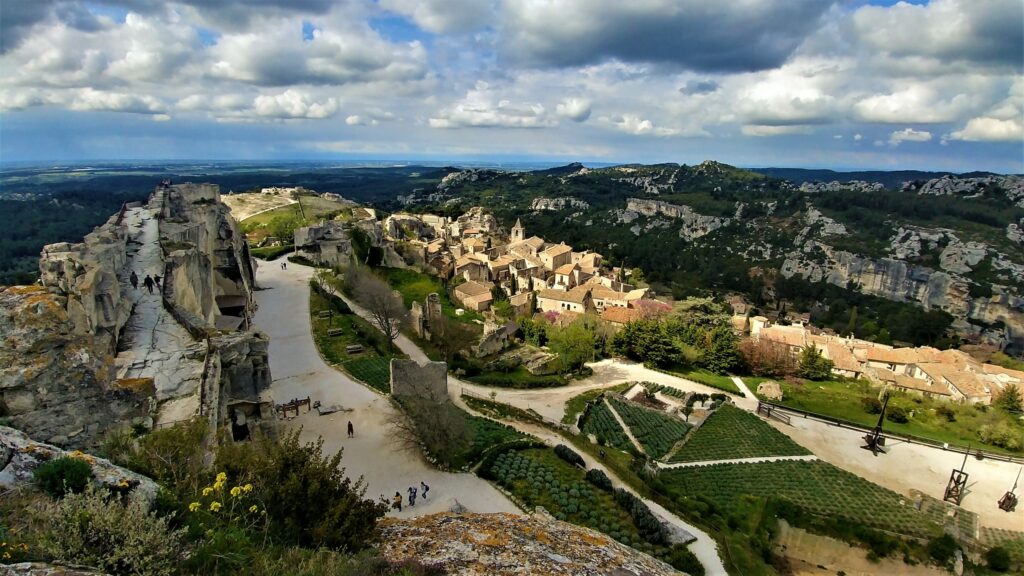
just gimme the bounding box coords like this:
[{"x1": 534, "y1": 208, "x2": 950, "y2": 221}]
[
  {"x1": 562, "y1": 384, "x2": 634, "y2": 424},
  {"x1": 608, "y1": 398, "x2": 691, "y2": 460},
  {"x1": 579, "y1": 400, "x2": 634, "y2": 452},
  {"x1": 642, "y1": 382, "x2": 688, "y2": 401},
  {"x1": 661, "y1": 459, "x2": 941, "y2": 539},
  {"x1": 980, "y1": 526, "x2": 1024, "y2": 568},
  {"x1": 667, "y1": 404, "x2": 811, "y2": 463},
  {"x1": 339, "y1": 356, "x2": 392, "y2": 392},
  {"x1": 482, "y1": 447, "x2": 701, "y2": 573}
]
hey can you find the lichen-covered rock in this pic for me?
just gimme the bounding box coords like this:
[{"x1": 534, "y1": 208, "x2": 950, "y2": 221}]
[
  {"x1": 0, "y1": 287, "x2": 149, "y2": 448},
  {"x1": 757, "y1": 381, "x2": 783, "y2": 401},
  {"x1": 378, "y1": 511, "x2": 684, "y2": 576},
  {"x1": 0, "y1": 426, "x2": 158, "y2": 507},
  {"x1": 0, "y1": 563, "x2": 108, "y2": 576},
  {"x1": 531, "y1": 197, "x2": 591, "y2": 211}
]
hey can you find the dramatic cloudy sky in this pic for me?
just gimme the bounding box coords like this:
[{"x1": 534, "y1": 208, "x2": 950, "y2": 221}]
[{"x1": 1, "y1": 0, "x2": 1022, "y2": 171}]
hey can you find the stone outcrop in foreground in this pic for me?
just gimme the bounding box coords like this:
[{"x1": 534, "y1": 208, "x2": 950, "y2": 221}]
[
  {"x1": 378, "y1": 511, "x2": 684, "y2": 576},
  {"x1": 0, "y1": 426, "x2": 158, "y2": 506}
]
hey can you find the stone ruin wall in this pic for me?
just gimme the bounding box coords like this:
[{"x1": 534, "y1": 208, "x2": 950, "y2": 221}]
[{"x1": 389, "y1": 359, "x2": 448, "y2": 401}]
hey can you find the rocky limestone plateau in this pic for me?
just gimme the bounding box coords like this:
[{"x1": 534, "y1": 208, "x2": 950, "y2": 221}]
[
  {"x1": 622, "y1": 198, "x2": 729, "y2": 241},
  {"x1": 0, "y1": 183, "x2": 273, "y2": 449},
  {"x1": 905, "y1": 174, "x2": 1024, "y2": 207},
  {"x1": 378, "y1": 511, "x2": 683, "y2": 576}
]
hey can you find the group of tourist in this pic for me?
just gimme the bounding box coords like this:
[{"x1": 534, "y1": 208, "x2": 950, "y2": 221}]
[
  {"x1": 129, "y1": 270, "x2": 162, "y2": 294},
  {"x1": 391, "y1": 481, "x2": 430, "y2": 512}
]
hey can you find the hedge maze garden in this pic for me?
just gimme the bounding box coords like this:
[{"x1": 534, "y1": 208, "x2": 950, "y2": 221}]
[
  {"x1": 607, "y1": 398, "x2": 691, "y2": 459},
  {"x1": 579, "y1": 400, "x2": 635, "y2": 452},
  {"x1": 667, "y1": 404, "x2": 811, "y2": 463},
  {"x1": 661, "y1": 459, "x2": 940, "y2": 538}
]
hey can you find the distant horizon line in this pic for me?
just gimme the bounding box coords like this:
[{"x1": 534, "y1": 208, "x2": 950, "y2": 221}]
[{"x1": 0, "y1": 158, "x2": 1016, "y2": 176}]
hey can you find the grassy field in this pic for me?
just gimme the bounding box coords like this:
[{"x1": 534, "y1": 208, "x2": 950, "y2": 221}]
[
  {"x1": 249, "y1": 244, "x2": 293, "y2": 260},
  {"x1": 309, "y1": 284, "x2": 404, "y2": 393},
  {"x1": 376, "y1": 267, "x2": 483, "y2": 325},
  {"x1": 668, "y1": 369, "x2": 743, "y2": 395},
  {"x1": 661, "y1": 459, "x2": 942, "y2": 539},
  {"x1": 768, "y1": 378, "x2": 1024, "y2": 455},
  {"x1": 608, "y1": 398, "x2": 690, "y2": 460},
  {"x1": 466, "y1": 366, "x2": 566, "y2": 389},
  {"x1": 667, "y1": 404, "x2": 811, "y2": 463}
]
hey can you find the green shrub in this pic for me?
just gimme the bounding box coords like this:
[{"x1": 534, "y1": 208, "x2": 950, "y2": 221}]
[
  {"x1": 861, "y1": 396, "x2": 882, "y2": 414},
  {"x1": 936, "y1": 405, "x2": 956, "y2": 422},
  {"x1": 33, "y1": 457, "x2": 92, "y2": 498},
  {"x1": 926, "y1": 534, "x2": 958, "y2": 565},
  {"x1": 585, "y1": 469, "x2": 613, "y2": 492},
  {"x1": 985, "y1": 545, "x2": 1011, "y2": 572},
  {"x1": 886, "y1": 406, "x2": 909, "y2": 424},
  {"x1": 666, "y1": 543, "x2": 705, "y2": 575},
  {"x1": 34, "y1": 486, "x2": 186, "y2": 576},
  {"x1": 554, "y1": 444, "x2": 585, "y2": 468},
  {"x1": 214, "y1": 430, "x2": 388, "y2": 551}
]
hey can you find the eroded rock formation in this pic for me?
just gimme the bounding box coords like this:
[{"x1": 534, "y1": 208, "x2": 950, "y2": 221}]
[{"x1": 378, "y1": 511, "x2": 683, "y2": 576}]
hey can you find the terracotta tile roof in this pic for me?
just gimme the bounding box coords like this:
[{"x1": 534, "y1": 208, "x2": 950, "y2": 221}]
[
  {"x1": 509, "y1": 292, "x2": 532, "y2": 306},
  {"x1": 538, "y1": 286, "x2": 591, "y2": 304},
  {"x1": 915, "y1": 362, "x2": 990, "y2": 400},
  {"x1": 542, "y1": 243, "x2": 572, "y2": 257},
  {"x1": 591, "y1": 285, "x2": 626, "y2": 300},
  {"x1": 981, "y1": 363, "x2": 1024, "y2": 382},
  {"x1": 758, "y1": 326, "x2": 806, "y2": 349},
  {"x1": 555, "y1": 263, "x2": 578, "y2": 275},
  {"x1": 625, "y1": 288, "x2": 648, "y2": 301},
  {"x1": 866, "y1": 346, "x2": 929, "y2": 365},
  {"x1": 825, "y1": 342, "x2": 864, "y2": 374},
  {"x1": 455, "y1": 281, "x2": 493, "y2": 298},
  {"x1": 602, "y1": 307, "x2": 644, "y2": 325}
]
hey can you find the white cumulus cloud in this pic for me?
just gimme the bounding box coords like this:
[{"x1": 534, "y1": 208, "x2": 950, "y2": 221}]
[
  {"x1": 888, "y1": 127, "x2": 933, "y2": 146},
  {"x1": 555, "y1": 97, "x2": 592, "y2": 122},
  {"x1": 252, "y1": 89, "x2": 338, "y2": 119}
]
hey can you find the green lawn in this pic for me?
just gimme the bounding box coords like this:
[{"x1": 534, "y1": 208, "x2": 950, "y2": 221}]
[
  {"x1": 608, "y1": 398, "x2": 691, "y2": 460},
  {"x1": 309, "y1": 283, "x2": 404, "y2": 393},
  {"x1": 466, "y1": 366, "x2": 566, "y2": 389},
  {"x1": 668, "y1": 368, "x2": 743, "y2": 395},
  {"x1": 250, "y1": 244, "x2": 293, "y2": 260},
  {"x1": 667, "y1": 404, "x2": 811, "y2": 463},
  {"x1": 376, "y1": 267, "x2": 483, "y2": 325},
  {"x1": 661, "y1": 459, "x2": 942, "y2": 539},
  {"x1": 768, "y1": 378, "x2": 1024, "y2": 455}
]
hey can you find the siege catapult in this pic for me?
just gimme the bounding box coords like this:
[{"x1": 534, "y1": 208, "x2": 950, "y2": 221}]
[
  {"x1": 944, "y1": 450, "x2": 970, "y2": 506},
  {"x1": 861, "y1": 392, "x2": 890, "y2": 456},
  {"x1": 997, "y1": 468, "x2": 1020, "y2": 512}
]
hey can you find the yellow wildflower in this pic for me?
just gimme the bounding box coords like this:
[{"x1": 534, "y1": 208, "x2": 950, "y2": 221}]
[
  {"x1": 209, "y1": 501, "x2": 222, "y2": 512},
  {"x1": 216, "y1": 472, "x2": 227, "y2": 483},
  {"x1": 2, "y1": 552, "x2": 10, "y2": 560},
  {"x1": 188, "y1": 502, "x2": 201, "y2": 512},
  {"x1": 118, "y1": 478, "x2": 130, "y2": 488},
  {"x1": 230, "y1": 486, "x2": 242, "y2": 498},
  {"x1": 249, "y1": 505, "x2": 258, "y2": 513},
  {"x1": 202, "y1": 487, "x2": 213, "y2": 496},
  {"x1": 243, "y1": 483, "x2": 253, "y2": 493}
]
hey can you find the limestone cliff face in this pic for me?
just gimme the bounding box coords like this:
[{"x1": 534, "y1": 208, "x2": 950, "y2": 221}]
[
  {"x1": 379, "y1": 511, "x2": 684, "y2": 576},
  {"x1": 781, "y1": 242, "x2": 1024, "y2": 349},
  {"x1": 0, "y1": 286, "x2": 149, "y2": 447},
  {"x1": 531, "y1": 197, "x2": 590, "y2": 211},
  {"x1": 624, "y1": 198, "x2": 730, "y2": 241},
  {"x1": 38, "y1": 210, "x2": 134, "y2": 357},
  {"x1": 159, "y1": 183, "x2": 256, "y2": 327}
]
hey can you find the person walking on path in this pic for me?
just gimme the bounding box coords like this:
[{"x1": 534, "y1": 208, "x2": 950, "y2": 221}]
[
  {"x1": 408, "y1": 486, "x2": 417, "y2": 507},
  {"x1": 153, "y1": 274, "x2": 161, "y2": 289},
  {"x1": 143, "y1": 275, "x2": 154, "y2": 294},
  {"x1": 392, "y1": 492, "x2": 402, "y2": 512},
  {"x1": 129, "y1": 271, "x2": 139, "y2": 290},
  {"x1": 420, "y1": 481, "x2": 429, "y2": 500},
  {"x1": 347, "y1": 421, "x2": 354, "y2": 438}
]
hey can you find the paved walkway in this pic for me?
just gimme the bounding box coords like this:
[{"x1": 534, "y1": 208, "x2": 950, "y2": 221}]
[
  {"x1": 116, "y1": 196, "x2": 205, "y2": 424},
  {"x1": 657, "y1": 454, "x2": 818, "y2": 469},
  {"x1": 253, "y1": 261, "x2": 518, "y2": 519},
  {"x1": 730, "y1": 376, "x2": 757, "y2": 409}
]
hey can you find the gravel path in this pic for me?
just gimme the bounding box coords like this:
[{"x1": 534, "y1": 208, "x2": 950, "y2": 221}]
[{"x1": 657, "y1": 454, "x2": 818, "y2": 469}]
